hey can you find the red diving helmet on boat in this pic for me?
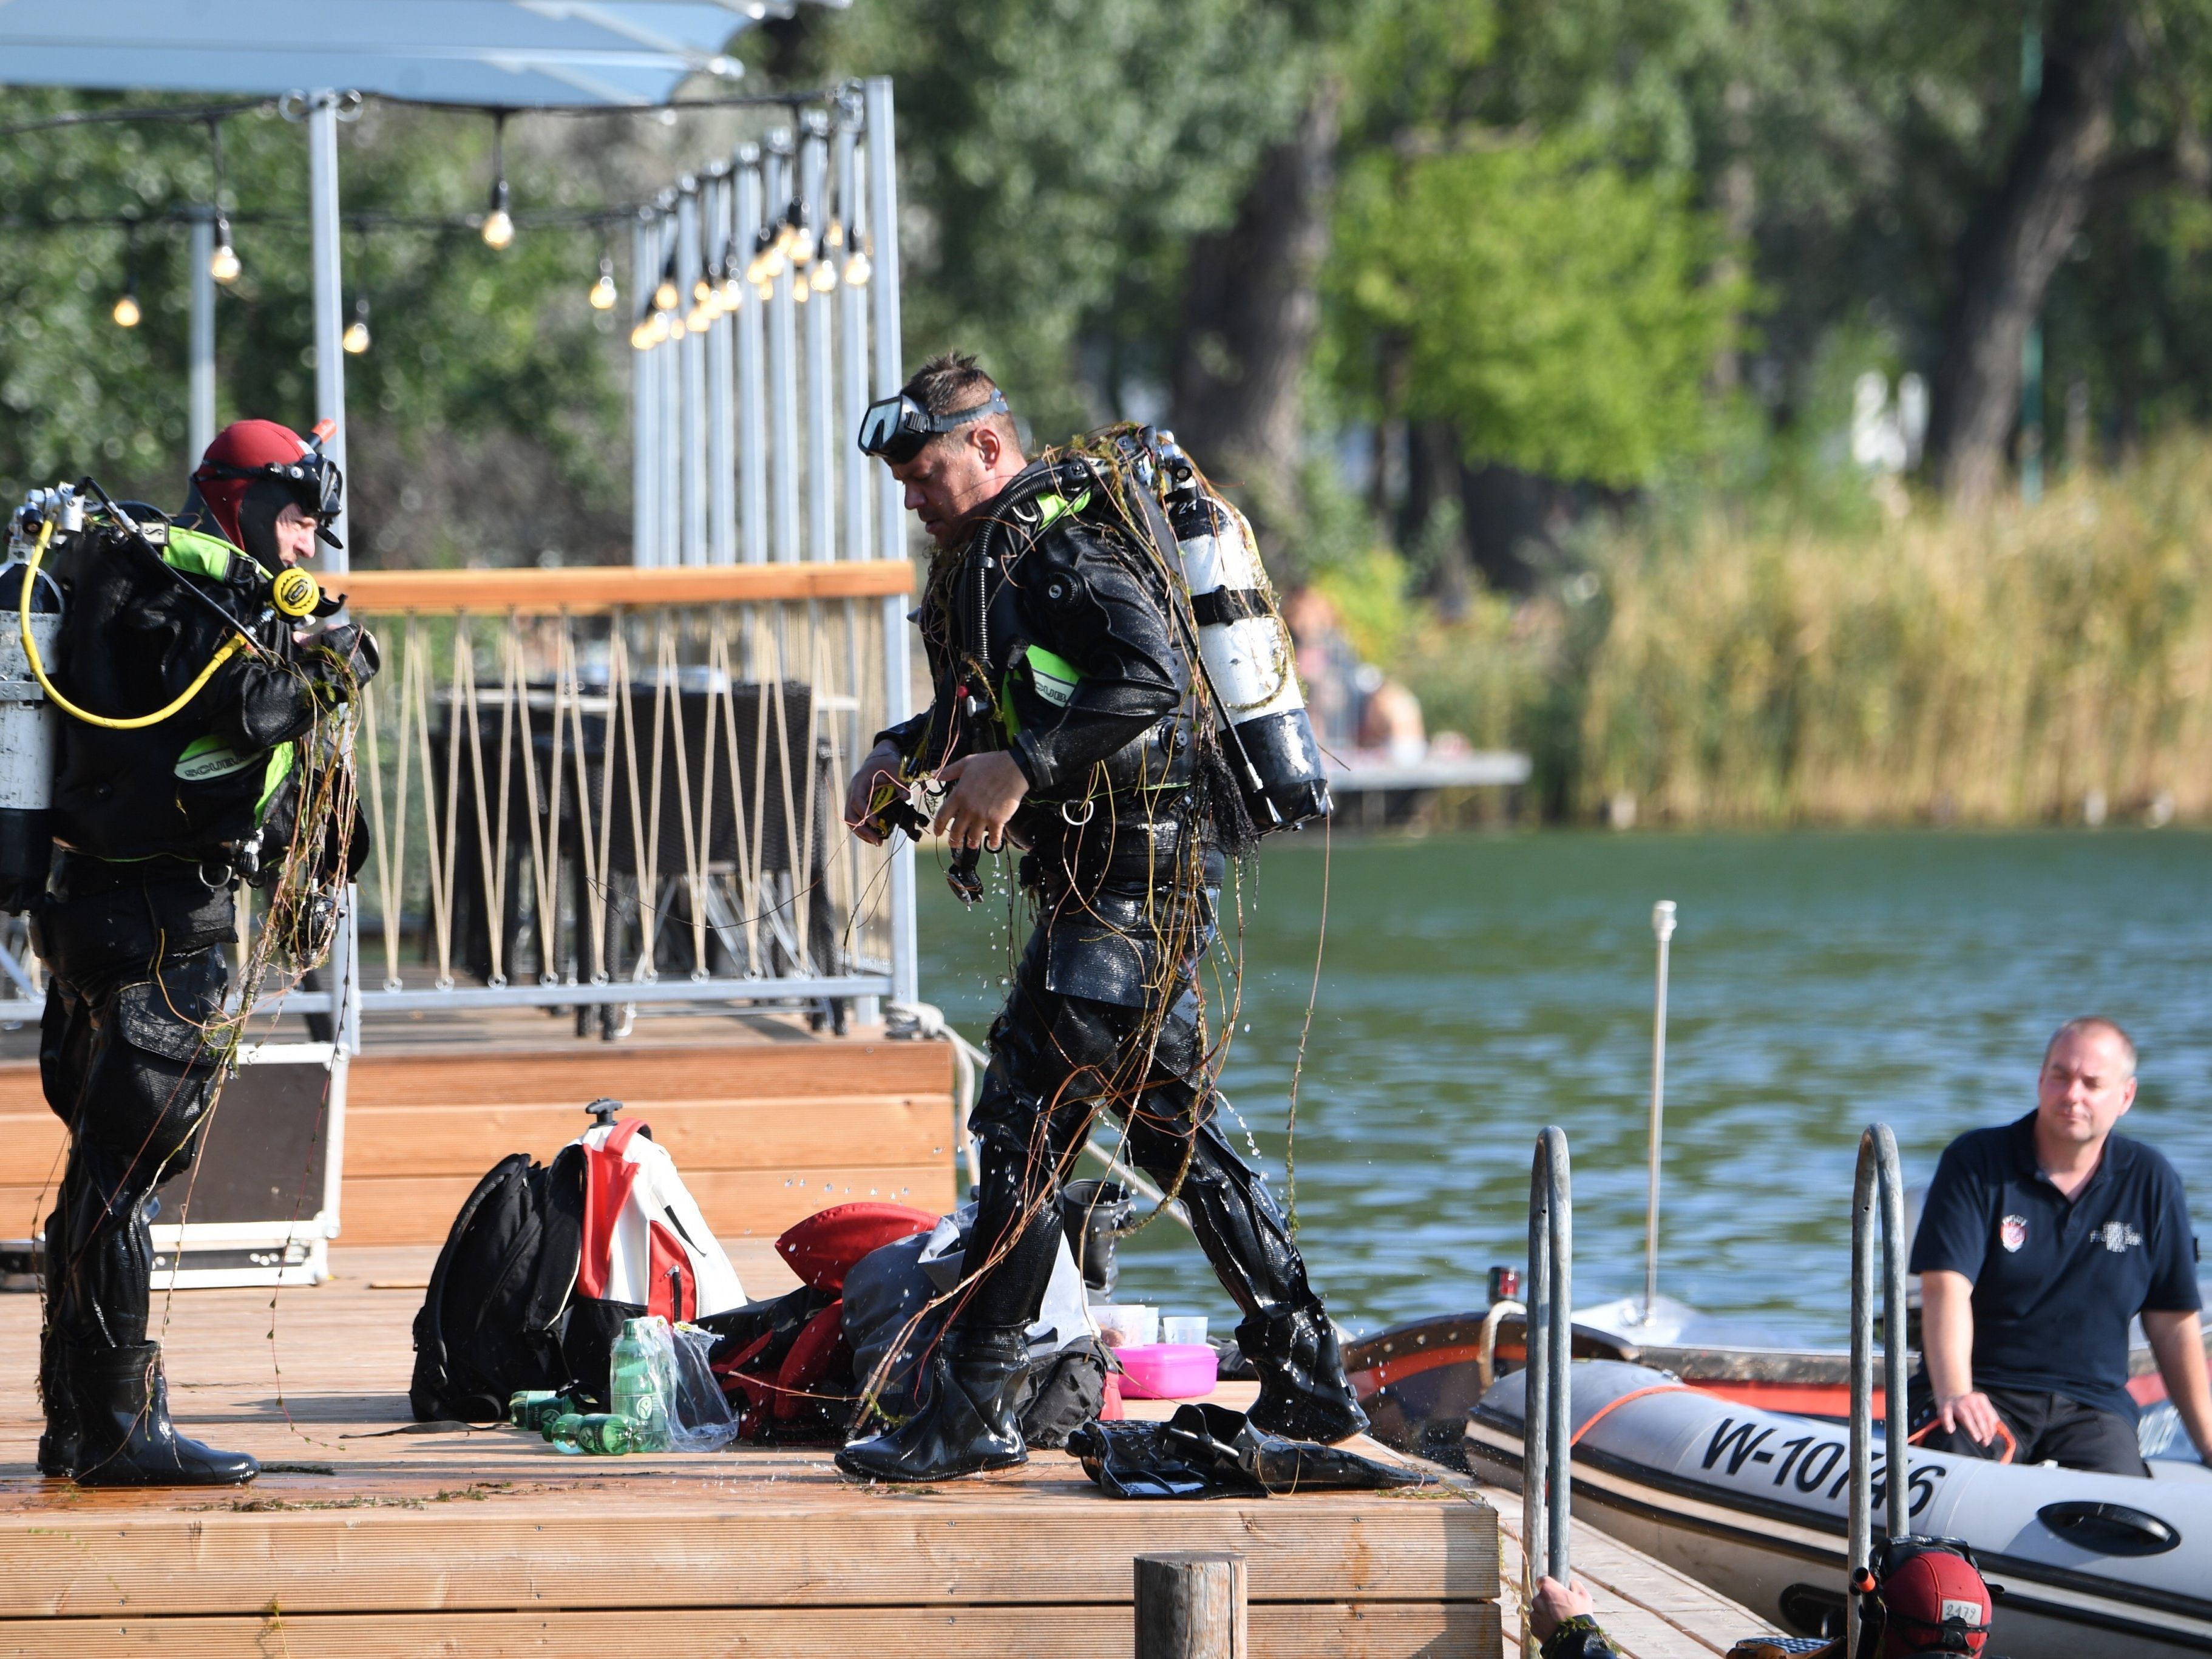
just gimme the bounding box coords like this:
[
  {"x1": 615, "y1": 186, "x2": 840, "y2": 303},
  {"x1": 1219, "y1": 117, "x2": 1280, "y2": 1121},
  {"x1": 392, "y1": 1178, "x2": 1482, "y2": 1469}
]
[{"x1": 1869, "y1": 1537, "x2": 1993, "y2": 1657}]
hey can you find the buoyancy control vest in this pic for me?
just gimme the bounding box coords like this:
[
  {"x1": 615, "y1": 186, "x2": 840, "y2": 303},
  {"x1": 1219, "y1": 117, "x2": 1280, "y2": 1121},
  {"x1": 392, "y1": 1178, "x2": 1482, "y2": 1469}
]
[{"x1": 43, "y1": 515, "x2": 309, "y2": 867}]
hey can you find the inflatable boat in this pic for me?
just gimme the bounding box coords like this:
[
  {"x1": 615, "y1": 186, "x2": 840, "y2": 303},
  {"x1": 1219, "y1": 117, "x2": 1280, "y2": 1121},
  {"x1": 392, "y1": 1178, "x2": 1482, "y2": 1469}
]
[
  {"x1": 1347, "y1": 1297, "x2": 2194, "y2": 1460},
  {"x1": 1467, "y1": 1359, "x2": 2212, "y2": 1658}
]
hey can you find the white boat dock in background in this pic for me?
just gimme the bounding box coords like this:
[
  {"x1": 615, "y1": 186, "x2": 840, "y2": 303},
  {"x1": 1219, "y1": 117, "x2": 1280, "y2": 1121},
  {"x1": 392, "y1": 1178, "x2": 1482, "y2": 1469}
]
[{"x1": 1328, "y1": 748, "x2": 1533, "y2": 826}]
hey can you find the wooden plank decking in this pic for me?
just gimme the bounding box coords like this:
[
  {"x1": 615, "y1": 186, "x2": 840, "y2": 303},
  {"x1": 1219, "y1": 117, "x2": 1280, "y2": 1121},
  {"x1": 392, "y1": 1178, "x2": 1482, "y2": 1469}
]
[{"x1": 0, "y1": 1242, "x2": 1509, "y2": 1658}]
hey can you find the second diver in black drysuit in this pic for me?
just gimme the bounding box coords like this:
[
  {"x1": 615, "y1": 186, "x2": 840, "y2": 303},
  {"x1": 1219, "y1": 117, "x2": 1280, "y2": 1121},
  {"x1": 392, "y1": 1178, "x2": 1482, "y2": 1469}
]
[{"x1": 836, "y1": 358, "x2": 1365, "y2": 1483}]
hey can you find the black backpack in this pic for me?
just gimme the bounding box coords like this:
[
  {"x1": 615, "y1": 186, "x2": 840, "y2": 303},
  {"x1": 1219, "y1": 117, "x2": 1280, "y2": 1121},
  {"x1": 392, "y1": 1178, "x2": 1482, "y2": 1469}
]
[{"x1": 408, "y1": 1145, "x2": 588, "y2": 1422}]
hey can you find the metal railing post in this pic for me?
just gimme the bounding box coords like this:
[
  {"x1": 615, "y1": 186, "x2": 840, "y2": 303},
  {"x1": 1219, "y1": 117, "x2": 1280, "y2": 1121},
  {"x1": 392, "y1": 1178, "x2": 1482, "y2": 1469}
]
[
  {"x1": 1642, "y1": 899, "x2": 1677, "y2": 1321},
  {"x1": 677, "y1": 178, "x2": 707, "y2": 568},
  {"x1": 735, "y1": 151, "x2": 769, "y2": 566},
  {"x1": 1848, "y1": 1122, "x2": 1912, "y2": 1656},
  {"x1": 864, "y1": 76, "x2": 915, "y2": 1008},
  {"x1": 765, "y1": 137, "x2": 801, "y2": 563},
  {"x1": 631, "y1": 209, "x2": 657, "y2": 566},
  {"x1": 1525, "y1": 1125, "x2": 1573, "y2": 1601},
  {"x1": 801, "y1": 118, "x2": 837, "y2": 563},
  {"x1": 187, "y1": 207, "x2": 216, "y2": 466},
  {"x1": 706, "y1": 166, "x2": 737, "y2": 566},
  {"x1": 835, "y1": 108, "x2": 870, "y2": 562}
]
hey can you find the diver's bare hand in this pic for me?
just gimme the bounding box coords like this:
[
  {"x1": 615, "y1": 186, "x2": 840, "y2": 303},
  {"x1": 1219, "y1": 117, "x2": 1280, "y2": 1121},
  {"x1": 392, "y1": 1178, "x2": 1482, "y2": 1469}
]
[
  {"x1": 932, "y1": 751, "x2": 1028, "y2": 850},
  {"x1": 1938, "y1": 1389, "x2": 2006, "y2": 1447},
  {"x1": 844, "y1": 741, "x2": 904, "y2": 846}
]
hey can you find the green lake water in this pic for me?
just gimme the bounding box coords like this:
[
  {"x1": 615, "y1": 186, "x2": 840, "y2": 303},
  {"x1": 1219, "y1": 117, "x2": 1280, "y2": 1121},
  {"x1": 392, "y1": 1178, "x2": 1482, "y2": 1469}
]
[{"x1": 915, "y1": 828, "x2": 2212, "y2": 1346}]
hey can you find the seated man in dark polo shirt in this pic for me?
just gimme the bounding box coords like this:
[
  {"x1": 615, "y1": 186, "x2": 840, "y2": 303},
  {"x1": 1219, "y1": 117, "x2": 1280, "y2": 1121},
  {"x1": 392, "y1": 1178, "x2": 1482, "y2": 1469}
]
[{"x1": 1908, "y1": 1016, "x2": 2212, "y2": 1476}]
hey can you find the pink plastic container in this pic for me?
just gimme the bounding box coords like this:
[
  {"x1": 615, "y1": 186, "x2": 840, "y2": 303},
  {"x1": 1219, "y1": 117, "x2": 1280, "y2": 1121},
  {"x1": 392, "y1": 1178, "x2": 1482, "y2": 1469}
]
[{"x1": 1114, "y1": 1342, "x2": 1218, "y2": 1400}]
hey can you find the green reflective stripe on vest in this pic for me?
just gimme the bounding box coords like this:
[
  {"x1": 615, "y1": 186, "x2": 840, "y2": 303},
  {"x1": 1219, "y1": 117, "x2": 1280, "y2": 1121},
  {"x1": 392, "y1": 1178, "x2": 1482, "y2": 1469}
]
[
  {"x1": 1031, "y1": 489, "x2": 1091, "y2": 534},
  {"x1": 161, "y1": 524, "x2": 246, "y2": 582},
  {"x1": 999, "y1": 643, "x2": 1085, "y2": 738},
  {"x1": 257, "y1": 742, "x2": 297, "y2": 818}
]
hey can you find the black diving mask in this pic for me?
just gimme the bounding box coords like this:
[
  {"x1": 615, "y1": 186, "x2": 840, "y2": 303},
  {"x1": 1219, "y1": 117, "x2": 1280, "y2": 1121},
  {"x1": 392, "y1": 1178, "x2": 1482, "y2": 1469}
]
[{"x1": 857, "y1": 388, "x2": 1009, "y2": 464}]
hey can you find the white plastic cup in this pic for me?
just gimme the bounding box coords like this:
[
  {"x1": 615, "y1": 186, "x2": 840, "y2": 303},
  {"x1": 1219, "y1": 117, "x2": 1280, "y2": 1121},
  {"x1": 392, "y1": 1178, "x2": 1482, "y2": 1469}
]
[{"x1": 1162, "y1": 1315, "x2": 1208, "y2": 1347}]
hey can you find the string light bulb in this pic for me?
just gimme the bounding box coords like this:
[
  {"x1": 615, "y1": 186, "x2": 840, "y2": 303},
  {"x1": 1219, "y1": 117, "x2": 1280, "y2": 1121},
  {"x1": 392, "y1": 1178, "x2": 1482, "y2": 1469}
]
[
  {"x1": 630, "y1": 311, "x2": 670, "y2": 350},
  {"x1": 480, "y1": 114, "x2": 514, "y2": 249},
  {"x1": 111, "y1": 271, "x2": 140, "y2": 329},
  {"x1": 589, "y1": 254, "x2": 617, "y2": 311},
  {"x1": 209, "y1": 213, "x2": 241, "y2": 285},
  {"x1": 745, "y1": 225, "x2": 782, "y2": 287},
  {"x1": 792, "y1": 274, "x2": 810, "y2": 306},
  {"x1": 342, "y1": 296, "x2": 371, "y2": 355},
  {"x1": 809, "y1": 254, "x2": 838, "y2": 294},
  {"x1": 843, "y1": 234, "x2": 873, "y2": 289},
  {"x1": 824, "y1": 219, "x2": 846, "y2": 252},
  {"x1": 781, "y1": 202, "x2": 815, "y2": 266},
  {"x1": 654, "y1": 261, "x2": 680, "y2": 313}
]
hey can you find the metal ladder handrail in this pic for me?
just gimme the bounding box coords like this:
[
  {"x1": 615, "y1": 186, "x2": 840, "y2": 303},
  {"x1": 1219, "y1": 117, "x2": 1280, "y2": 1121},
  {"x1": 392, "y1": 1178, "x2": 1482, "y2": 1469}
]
[
  {"x1": 1848, "y1": 1121, "x2": 1912, "y2": 1655},
  {"x1": 1526, "y1": 1124, "x2": 1573, "y2": 1598}
]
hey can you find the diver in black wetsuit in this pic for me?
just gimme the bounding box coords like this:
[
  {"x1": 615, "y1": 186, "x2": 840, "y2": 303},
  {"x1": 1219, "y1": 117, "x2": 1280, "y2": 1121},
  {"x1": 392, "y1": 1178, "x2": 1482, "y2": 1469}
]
[
  {"x1": 834, "y1": 353, "x2": 1363, "y2": 1484},
  {"x1": 31, "y1": 420, "x2": 374, "y2": 1487}
]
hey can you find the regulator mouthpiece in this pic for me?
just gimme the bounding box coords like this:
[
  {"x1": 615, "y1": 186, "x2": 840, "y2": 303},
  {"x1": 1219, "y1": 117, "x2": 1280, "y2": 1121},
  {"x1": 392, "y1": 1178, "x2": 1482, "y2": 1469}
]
[{"x1": 271, "y1": 566, "x2": 322, "y2": 620}]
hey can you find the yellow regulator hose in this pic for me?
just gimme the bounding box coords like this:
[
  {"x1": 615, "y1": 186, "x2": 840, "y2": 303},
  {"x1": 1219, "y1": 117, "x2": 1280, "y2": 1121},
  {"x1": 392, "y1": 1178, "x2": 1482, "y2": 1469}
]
[{"x1": 22, "y1": 517, "x2": 247, "y2": 730}]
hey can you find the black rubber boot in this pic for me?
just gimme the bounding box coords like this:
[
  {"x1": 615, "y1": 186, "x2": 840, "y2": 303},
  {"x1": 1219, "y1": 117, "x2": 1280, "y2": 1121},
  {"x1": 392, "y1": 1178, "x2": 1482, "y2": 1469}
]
[
  {"x1": 36, "y1": 1323, "x2": 78, "y2": 1479},
  {"x1": 1238, "y1": 1306, "x2": 1369, "y2": 1445},
  {"x1": 835, "y1": 1324, "x2": 1031, "y2": 1483},
  {"x1": 65, "y1": 1340, "x2": 258, "y2": 1488}
]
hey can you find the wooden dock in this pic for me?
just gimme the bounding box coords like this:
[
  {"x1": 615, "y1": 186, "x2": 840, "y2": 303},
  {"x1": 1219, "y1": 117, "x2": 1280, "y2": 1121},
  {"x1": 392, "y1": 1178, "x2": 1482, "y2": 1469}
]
[{"x1": 0, "y1": 1242, "x2": 1501, "y2": 1657}]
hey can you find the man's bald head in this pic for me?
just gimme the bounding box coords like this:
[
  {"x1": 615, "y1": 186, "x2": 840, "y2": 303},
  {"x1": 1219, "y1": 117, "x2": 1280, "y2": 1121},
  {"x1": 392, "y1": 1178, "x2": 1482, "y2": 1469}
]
[{"x1": 2043, "y1": 1016, "x2": 2137, "y2": 1079}]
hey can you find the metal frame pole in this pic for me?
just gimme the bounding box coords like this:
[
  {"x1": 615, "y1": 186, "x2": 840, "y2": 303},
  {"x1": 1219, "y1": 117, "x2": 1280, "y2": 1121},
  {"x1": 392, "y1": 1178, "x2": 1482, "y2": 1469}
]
[
  {"x1": 864, "y1": 75, "x2": 916, "y2": 1008},
  {"x1": 1848, "y1": 1122, "x2": 1912, "y2": 1657},
  {"x1": 1525, "y1": 1126, "x2": 1573, "y2": 1604},
  {"x1": 801, "y1": 118, "x2": 836, "y2": 563},
  {"x1": 1643, "y1": 899, "x2": 1677, "y2": 1320},
  {"x1": 188, "y1": 208, "x2": 216, "y2": 464},
  {"x1": 657, "y1": 208, "x2": 681, "y2": 569},
  {"x1": 765, "y1": 139, "x2": 801, "y2": 564},
  {"x1": 707, "y1": 168, "x2": 738, "y2": 566},
  {"x1": 677, "y1": 178, "x2": 707, "y2": 568},
  {"x1": 735, "y1": 151, "x2": 769, "y2": 566},
  {"x1": 632, "y1": 211, "x2": 657, "y2": 567},
  {"x1": 308, "y1": 93, "x2": 348, "y2": 560},
  {"x1": 835, "y1": 113, "x2": 869, "y2": 562}
]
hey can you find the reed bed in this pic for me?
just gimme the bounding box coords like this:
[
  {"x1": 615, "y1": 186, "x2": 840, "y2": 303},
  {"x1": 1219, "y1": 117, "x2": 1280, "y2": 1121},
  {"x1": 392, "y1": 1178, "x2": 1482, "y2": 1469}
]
[{"x1": 1380, "y1": 438, "x2": 2212, "y2": 825}]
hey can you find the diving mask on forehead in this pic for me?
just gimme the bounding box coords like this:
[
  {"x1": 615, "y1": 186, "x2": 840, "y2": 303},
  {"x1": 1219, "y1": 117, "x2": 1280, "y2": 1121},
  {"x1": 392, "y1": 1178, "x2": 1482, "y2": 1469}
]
[{"x1": 856, "y1": 388, "x2": 1010, "y2": 465}]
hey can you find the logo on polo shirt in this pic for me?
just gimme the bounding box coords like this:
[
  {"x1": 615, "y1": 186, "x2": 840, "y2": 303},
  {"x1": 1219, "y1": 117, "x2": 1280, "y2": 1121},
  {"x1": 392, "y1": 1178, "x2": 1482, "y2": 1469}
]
[
  {"x1": 2100, "y1": 1221, "x2": 2143, "y2": 1254},
  {"x1": 2000, "y1": 1215, "x2": 2028, "y2": 1252}
]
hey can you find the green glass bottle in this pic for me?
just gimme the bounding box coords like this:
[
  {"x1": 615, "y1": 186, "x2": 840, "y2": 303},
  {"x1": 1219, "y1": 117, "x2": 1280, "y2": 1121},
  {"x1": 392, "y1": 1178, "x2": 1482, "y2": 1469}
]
[
  {"x1": 509, "y1": 1389, "x2": 574, "y2": 1433},
  {"x1": 609, "y1": 1316, "x2": 674, "y2": 1452}
]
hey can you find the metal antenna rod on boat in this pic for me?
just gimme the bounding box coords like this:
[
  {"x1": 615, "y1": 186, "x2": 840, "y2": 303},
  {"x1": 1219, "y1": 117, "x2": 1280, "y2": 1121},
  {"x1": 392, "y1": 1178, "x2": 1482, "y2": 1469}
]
[
  {"x1": 1847, "y1": 1122, "x2": 1912, "y2": 1658},
  {"x1": 1641, "y1": 900, "x2": 1677, "y2": 1323},
  {"x1": 1525, "y1": 1126, "x2": 1573, "y2": 1606}
]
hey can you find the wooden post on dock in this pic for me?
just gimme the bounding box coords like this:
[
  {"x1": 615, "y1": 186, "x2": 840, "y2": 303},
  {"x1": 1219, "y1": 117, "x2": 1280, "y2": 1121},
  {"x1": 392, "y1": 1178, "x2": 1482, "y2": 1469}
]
[{"x1": 1134, "y1": 1552, "x2": 1248, "y2": 1658}]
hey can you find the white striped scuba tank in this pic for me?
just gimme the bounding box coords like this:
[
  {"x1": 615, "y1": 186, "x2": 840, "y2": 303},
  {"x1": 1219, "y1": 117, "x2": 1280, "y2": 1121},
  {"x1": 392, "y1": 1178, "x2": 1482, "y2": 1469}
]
[{"x1": 1155, "y1": 438, "x2": 1331, "y2": 833}]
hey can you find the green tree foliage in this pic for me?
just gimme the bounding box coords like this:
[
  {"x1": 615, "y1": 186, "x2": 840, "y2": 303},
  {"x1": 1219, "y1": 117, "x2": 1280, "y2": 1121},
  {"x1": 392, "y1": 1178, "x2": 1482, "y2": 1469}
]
[
  {"x1": 761, "y1": 0, "x2": 1317, "y2": 441},
  {"x1": 1331, "y1": 138, "x2": 1748, "y2": 484},
  {"x1": 0, "y1": 92, "x2": 626, "y2": 561}
]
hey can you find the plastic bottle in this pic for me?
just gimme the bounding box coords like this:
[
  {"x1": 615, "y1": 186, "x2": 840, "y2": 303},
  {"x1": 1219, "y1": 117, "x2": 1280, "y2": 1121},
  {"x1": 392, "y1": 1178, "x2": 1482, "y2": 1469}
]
[
  {"x1": 609, "y1": 1315, "x2": 674, "y2": 1452},
  {"x1": 543, "y1": 1411, "x2": 636, "y2": 1455},
  {"x1": 509, "y1": 1389, "x2": 578, "y2": 1433}
]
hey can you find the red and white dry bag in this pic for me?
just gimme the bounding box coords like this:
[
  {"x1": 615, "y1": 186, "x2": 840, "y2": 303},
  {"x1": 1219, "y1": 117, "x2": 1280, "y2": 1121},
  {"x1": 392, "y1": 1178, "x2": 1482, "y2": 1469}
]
[{"x1": 576, "y1": 1119, "x2": 747, "y2": 1323}]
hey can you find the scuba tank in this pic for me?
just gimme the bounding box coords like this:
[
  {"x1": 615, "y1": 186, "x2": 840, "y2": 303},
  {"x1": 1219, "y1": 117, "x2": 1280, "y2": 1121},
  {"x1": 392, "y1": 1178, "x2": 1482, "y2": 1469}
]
[
  {"x1": 1155, "y1": 436, "x2": 1331, "y2": 832},
  {"x1": 0, "y1": 490, "x2": 67, "y2": 913}
]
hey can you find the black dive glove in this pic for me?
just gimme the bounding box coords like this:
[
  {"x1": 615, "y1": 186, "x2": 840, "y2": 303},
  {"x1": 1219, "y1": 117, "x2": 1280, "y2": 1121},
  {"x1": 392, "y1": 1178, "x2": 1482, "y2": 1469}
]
[
  {"x1": 303, "y1": 623, "x2": 381, "y2": 701},
  {"x1": 1542, "y1": 1616, "x2": 1621, "y2": 1659}
]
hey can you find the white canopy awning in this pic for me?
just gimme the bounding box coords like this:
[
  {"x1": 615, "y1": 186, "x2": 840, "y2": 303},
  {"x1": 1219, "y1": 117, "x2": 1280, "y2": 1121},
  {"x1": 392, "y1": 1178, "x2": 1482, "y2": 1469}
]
[{"x1": 0, "y1": 0, "x2": 810, "y2": 106}]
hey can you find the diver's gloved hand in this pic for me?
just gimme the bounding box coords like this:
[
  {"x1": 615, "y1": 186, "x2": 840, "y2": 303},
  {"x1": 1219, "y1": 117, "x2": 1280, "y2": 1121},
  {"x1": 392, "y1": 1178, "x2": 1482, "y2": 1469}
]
[{"x1": 301, "y1": 623, "x2": 380, "y2": 699}]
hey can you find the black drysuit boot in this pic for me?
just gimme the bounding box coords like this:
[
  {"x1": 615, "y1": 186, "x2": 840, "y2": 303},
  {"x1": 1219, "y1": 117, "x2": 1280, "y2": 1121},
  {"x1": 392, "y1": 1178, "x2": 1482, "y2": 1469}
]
[
  {"x1": 64, "y1": 1340, "x2": 258, "y2": 1488},
  {"x1": 836, "y1": 1323, "x2": 1031, "y2": 1484},
  {"x1": 1238, "y1": 1306, "x2": 1368, "y2": 1445}
]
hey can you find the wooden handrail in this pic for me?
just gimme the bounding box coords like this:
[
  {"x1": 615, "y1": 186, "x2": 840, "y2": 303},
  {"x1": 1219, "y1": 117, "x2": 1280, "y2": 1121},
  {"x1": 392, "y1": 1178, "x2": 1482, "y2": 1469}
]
[{"x1": 336, "y1": 560, "x2": 914, "y2": 614}]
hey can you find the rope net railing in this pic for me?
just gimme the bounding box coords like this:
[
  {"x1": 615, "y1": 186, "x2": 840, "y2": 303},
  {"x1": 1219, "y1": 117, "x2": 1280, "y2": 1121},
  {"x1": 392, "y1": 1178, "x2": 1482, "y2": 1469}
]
[{"x1": 345, "y1": 583, "x2": 897, "y2": 1026}]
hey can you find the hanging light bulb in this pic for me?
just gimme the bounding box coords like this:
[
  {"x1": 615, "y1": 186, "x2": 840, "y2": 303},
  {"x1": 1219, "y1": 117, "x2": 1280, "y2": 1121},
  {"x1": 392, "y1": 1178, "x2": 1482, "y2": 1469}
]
[
  {"x1": 111, "y1": 274, "x2": 141, "y2": 329},
  {"x1": 209, "y1": 213, "x2": 241, "y2": 285},
  {"x1": 746, "y1": 223, "x2": 784, "y2": 287},
  {"x1": 792, "y1": 274, "x2": 810, "y2": 307},
  {"x1": 589, "y1": 253, "x2": 617, "y2": 312},
  {"x1": 843, "y1": 234, "x2": 872, "y2": 289},
  {"x1": 687, "y1": 271, "x2": 718, "y2": 330},
  {"x1": 824, "y1": 218, "x2": 846, "y2": 253},
  {"x1": 342, "y1": 296, "x2": 371, "y2": 355},
  {"x1": 482, "y1": 182, "x2": 515, "y2": 251},
  {"x1": 480, "y1": 114, "x2": 515, "y2": 249},
  {"x1": 630, "y1": 313, "x2": 664, "y2": 350},
  {"x1": 781, "y1": 202, "x2": 815, "y2": 267},
  {"x1": 653, "y1": 255, "x2": 680, "y2": 313},
  {"x1": 809, "y1": 253, "x2": 838, "y2": 294}
]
